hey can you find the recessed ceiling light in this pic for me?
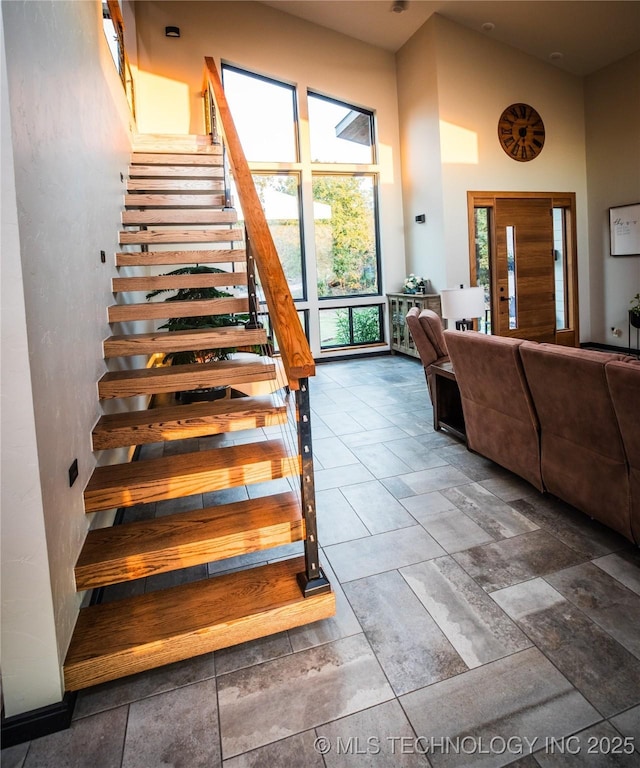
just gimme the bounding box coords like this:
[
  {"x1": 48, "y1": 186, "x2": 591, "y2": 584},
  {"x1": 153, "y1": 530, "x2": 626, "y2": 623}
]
[
  {"x1": 481, "y1": 22, "x2": 495, "y2": 32},
  {"x1": 391, "y1": 0, "x2": 408, "y2": 13},
  {"x1": 550, "y1": 51, "x2": 564, "y2": 61}
]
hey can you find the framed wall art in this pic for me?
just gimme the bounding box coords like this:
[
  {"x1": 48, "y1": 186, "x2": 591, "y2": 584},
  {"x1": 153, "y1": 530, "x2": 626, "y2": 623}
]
[{"x1": 610, "y1": 203, "x2": 640, "y2": 256}]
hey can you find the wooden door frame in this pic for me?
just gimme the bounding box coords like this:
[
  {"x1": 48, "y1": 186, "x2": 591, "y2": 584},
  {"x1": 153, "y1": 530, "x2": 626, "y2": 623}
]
[{"x1": 467, "y1": 191, "x2": 579, "y2": 346}]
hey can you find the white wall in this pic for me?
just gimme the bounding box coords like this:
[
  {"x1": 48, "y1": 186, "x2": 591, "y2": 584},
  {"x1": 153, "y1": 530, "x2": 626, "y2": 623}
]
[
  {"x1": 585, "y1": 51, "x2": 640, "y2": 349},
  {"x1": 397, "y1": 15, "x2": 591, "y2": 338},
  {"x1": 133, "y1": 0, "x2": 407, "y2": 305},
  {"x1": 1, "y1": 0, "x2": 133, "y2": 715},
  {"x1": 396, "y1": 19, "x2": 446, "y2": 292},
  {"x1": 1, "y1": 2, "x2": 62, "y2": 716}
]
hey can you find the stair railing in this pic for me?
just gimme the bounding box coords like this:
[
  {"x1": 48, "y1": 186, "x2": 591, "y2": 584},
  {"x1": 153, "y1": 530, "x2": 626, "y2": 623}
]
[
  {"x1": 202, "y1": 57, "x2": 329, "y2": 598},
  {"x1": 203, "y1": 57, "x2": 314, "y2": 389}
]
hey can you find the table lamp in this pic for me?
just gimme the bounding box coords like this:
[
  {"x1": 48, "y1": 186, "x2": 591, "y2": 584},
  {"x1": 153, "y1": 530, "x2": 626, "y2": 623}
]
[{"x1": 440, "y1": 286, "x2": 485, "y2": 331}]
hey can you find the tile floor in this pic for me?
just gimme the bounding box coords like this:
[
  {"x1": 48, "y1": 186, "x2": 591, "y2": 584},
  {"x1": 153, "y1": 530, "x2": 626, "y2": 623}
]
[{"x1": 3, "y1": 354, "x2": 640, "y2": 767}]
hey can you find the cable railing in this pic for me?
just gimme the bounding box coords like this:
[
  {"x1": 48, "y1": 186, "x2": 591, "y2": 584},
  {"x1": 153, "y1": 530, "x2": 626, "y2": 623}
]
[{"x1": 202, "y1": 57, "x2": 329, "y2": 598}]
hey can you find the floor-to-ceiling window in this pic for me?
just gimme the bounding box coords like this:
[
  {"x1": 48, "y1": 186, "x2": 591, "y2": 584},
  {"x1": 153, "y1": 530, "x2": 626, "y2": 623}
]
[{"x1": 223, "y1": 65, "x2": 384, "y2": 357}]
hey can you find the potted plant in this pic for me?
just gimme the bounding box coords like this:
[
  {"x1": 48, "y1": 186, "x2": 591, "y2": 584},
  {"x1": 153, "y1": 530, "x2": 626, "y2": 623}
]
[
  {"x1": 147, "y1": 265, "x2": 248, "y2": 402},
  {"x1": 403, "y1": 274, "x2": 426, "y2": 294},
  {"x1": 630, "y1": 293, "x2": 640, "y2": 329}
]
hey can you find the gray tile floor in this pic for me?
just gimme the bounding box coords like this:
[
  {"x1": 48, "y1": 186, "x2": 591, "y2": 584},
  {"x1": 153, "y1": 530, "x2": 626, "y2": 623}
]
[{"x1": 4, "y1": 354, "x2": 640, "y2": 767}]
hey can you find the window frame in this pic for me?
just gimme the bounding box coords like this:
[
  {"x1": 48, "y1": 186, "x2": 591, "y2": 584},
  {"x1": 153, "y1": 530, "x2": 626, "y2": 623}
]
[
  {"x1": 312, "y1": 171, "x2": 382, "y2": 301},
  {"x1": 222, "y1": 64, "x2": 300, "y2": 164},
  {"x1": 221, "y1": 62, "x2": 386, "y2": 358},
  {"x1": 307, "y1": 90, "x2": 377, "y2": 165}
]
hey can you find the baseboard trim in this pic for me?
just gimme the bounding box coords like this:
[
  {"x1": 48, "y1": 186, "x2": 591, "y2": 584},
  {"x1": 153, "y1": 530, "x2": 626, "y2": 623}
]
[
  {"x1": 1, "y1": 691, "x2": 78, "y2": 749},
  {"x1": 580, "y1": 341, "x2": 637, "y2": 355}
]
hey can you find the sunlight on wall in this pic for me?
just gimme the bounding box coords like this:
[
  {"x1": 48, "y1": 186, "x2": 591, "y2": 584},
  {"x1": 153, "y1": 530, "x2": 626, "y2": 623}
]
[
  {"x1": 378, "y1": 143, "x2": 395, "y2": 183},
  {"x1": 135, "y1": 70, "x2": 190, "y2": 134},
  {"x1": 439, "y1": 120, "x2": 478, "y2": 164}
]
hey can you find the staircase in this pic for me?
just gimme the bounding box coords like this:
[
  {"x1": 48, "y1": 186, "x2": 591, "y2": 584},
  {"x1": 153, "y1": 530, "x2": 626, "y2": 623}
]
[{"x1": 63, "y1": 131, "x2": 335, "y2": 691}]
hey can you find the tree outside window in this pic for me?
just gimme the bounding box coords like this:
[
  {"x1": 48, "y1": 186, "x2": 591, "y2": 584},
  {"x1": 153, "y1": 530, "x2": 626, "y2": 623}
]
[{"x1": 313, "y1": 175, "x2": 379, "y2": 298}]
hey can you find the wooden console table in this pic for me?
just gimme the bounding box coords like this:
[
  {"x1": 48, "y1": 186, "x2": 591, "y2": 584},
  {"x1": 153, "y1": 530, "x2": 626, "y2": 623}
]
[
  {"x1": 387, "y1": 293, "x2": 441, "y2": 358},
  {"x1": 431, "y1": 361, "x2": 465, "y2": 441}
]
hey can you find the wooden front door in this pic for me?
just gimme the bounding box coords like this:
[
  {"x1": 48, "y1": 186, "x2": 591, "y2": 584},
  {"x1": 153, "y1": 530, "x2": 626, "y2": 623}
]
[{"x1": 494, "y1": 197, "x2": 556, "y2": 343}]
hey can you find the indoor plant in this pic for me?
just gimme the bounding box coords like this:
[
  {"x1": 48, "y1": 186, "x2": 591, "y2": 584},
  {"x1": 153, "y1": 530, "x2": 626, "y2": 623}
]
[
  {"x1": 403, "y1": 274, "x2": 426, "y2": 294},
  {"x1": 146, "y1": 265, "x2": 248, "y2": 402}
]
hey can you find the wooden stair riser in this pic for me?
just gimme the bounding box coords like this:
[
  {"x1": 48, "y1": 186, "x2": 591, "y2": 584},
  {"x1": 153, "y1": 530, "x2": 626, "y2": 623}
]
[
  {"x1": 92, "y1": 395, "x2": 287, "y2": 450},
  {"x1": 84, "y1": 440, "x2": 301, "y2": 513},
  {"x1": 119, "y1": 228, "x2": 243, "y2": 245},
  {"x1": 103, "y1": 326, "x2": 263, "y2": 359},
  {"x1": 131, "y1": 153, "x2": 222, "y2": 166},
  {"x1": 64, "y1": 557, "x2": 335, "y2": 691},
  {"x1": 115, "y1": 249, "x2": 246, "y2": 267},
  {"x1": 75, "y1": 493, "x2": 303, "y2": 590},
  {"x1": 125, "y1": 193, "x2": 227, "y2": 207},
  {"x1": 122, "y1": 210, "x2": 237, "y2": 226},
  {"x1": 108, "y1": 296, "x2": 248, "y2": 324},
  {"x1": 98, "y1": 359, "x2": 275, "y2": 400}
]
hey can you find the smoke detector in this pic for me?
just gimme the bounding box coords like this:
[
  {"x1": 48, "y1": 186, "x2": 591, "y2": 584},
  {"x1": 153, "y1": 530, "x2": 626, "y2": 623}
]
[{"x1": 392, "y1": 1, "x2": 408, "y2": 13}]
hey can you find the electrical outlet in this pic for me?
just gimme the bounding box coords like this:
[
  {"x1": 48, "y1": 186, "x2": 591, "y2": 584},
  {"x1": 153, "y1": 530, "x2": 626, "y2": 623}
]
[{"x1": 68, "y1": 458, "x2": 79, "y2": 487}]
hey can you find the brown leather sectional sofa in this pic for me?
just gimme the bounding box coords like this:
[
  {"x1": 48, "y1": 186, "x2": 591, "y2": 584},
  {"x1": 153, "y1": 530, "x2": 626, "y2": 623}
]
[{"x1": 444, "y1": 330, "x2": 640, "y2": 544}]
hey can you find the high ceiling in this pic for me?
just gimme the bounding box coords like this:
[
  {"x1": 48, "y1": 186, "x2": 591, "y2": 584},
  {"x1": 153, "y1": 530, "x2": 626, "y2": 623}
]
[{"x1": 260, "y1": 1, "x2": 640, "y2": 76}]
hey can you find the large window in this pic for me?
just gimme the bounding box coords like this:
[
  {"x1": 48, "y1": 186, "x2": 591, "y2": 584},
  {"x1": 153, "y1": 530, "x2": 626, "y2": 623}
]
[
  {"x1": 223, "y1": 64, "x2": 383, "y2": 356},
  {"x1": 223, "y1": 67, "x2": 297, "y2": 162},
  {"x1": 319, "y1": 306, "x2": 383, "y2": 349},
  {"x1": 102, "y1": 1, "x2": 135, "y2": 117},
  {"x1": 308, "y1": 93, "x2": 375, "y2": 164},
  {"x1": 232, "y1": 174, "x2": 305, "y2": 300},
  {"x1": 313, "y1": 175, "x2": 379, "y2": 298}
]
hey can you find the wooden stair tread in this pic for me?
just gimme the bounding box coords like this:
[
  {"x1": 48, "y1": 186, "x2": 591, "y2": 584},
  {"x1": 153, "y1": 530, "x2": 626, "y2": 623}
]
[
  {"x1": 103, "y1": 325, "x2": 263, "y2": 358},
  {"x1": 124, "y1": 193, "x2": 227, "y2": 207},
  {"x1": 119, "y1": 228, "x2": 243, "y2": 245},
  {"x1": 111, "y1": 272, "x2": 248, "y2": 294},
  {"x1": 127, "y1": 179, "x2": 224, "y2": 192},
  {"x1": 128, "y1": 165, "x2": 224, "y2": 178},
  {"x1": 64, "y1": 556, "x2": 335, "y2": 690},
  {"x1": 92, "y1": 394, "x2": 287, "y2": 449},
  {"x1": 84, "y1": 438, "x2": 300, "y2": 512},
  {"x1": 75, "y1": 492, "x2": 303, "y2": 589},
  {"x1": 98, "y1": 358, "x2": 276, "y2": 399},
  {"x1": 131, "y1": 153, "x2": 223, "y2": 166},
  {"x1": 108, "y1": 296, "x2": 249, "y2": 323},
  {"x1": 115, "y1": 249, "x2": 246, "y2": 267},
  {"x1": 122, "y1": 209, "x2": 237, "y2": 226}
]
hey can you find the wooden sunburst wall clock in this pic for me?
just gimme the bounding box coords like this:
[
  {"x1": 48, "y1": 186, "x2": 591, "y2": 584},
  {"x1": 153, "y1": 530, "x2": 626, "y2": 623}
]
[{"x1": 497, "y1": 103, "x2": 545, "y2": 162}]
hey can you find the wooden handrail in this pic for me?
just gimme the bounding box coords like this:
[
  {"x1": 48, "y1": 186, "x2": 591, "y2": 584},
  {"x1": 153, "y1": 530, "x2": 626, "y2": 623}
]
[{"x1": 203, "y1": 57, "x2": 314, "y2": 387}]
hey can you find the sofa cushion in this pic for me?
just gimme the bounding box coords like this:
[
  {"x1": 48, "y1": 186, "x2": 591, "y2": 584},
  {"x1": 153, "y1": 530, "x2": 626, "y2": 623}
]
[
  {"x1": 444, "y1": 330, "x2": 543, "y2": 491},
  {"x1": 606, "y1": 359, "x2": 640, "y2": 544},
  {"x1": 519, "y1": 343, "x2": 632, "y2": 540}
]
